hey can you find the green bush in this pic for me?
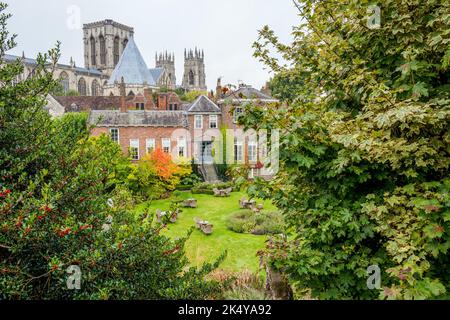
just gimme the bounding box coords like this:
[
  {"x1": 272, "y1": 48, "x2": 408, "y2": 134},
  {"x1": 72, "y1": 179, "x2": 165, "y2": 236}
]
[
  {"x1": 191, "y1": 182, "x2": 235, "y2": 195},
  {"x1": 226, "y1": 210, "x2": 284, "y2": 235},
  {"x1": 245, "y1": 0, "x2": 450, "y2": 299},
  {"x1": 0, "y1": 4, "x2": 224, "y2": 299}
]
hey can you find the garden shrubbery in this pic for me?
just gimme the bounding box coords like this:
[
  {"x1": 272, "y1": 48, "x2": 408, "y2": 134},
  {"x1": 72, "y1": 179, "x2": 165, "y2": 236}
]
[
  {"x1": 226, "y1": 210, "x2": 284, "y2": 235},
  {"x1": 0, "y1": 3, "x2": 224, "y2": 299},
  {"x1": 191, "y1": 181, "x2": 235, "y2": 195}
]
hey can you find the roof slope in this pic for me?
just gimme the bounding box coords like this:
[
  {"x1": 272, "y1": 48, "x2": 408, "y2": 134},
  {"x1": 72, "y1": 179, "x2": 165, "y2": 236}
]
[
  {"x1": 53, "y1": 96, "x2": 121, "y2": 112},
  {"x1": 149, "y1": 68, "x2": 164, "y2": 82},
  {"x1": 3, "y1": 54, "x2": 103, "y2": 76},
  {"x1": 89, "y1": 110, "x2": 188, "y2": 127},
  {"x1": 187, "y1": 95, "x2": 221, "y2": 113},
  {"x1": 108, "y1": 38, "x2": 156, "y2": 86},
  {"x1": 223, "y1": 86, "x2": 276, "y2": 101}
]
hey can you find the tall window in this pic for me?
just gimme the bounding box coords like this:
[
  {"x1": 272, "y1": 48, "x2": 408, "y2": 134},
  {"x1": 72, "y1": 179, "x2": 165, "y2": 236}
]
[
  {"x1": 110, "y1": 128, "x2": 119, "y2": 143},
  {"x1": 78, "y1": 78, "x2": 87, "y2": 95},
  {"x1": 114, "y1": 36, "x2": 120, "y2": 65},
  {"x1": 129, "y1": 139, "x2": 139, "y2": 160},
  {"x1": 178, "y1": 137, "x2": 186, "y2": 157},
  {"x1": 162, "y1": 138, "x2": 171, "y2": 153},
  {"x1": 92, "y1": 80, "x2": 100, "y2": 96},
  {"x1": 123, "y1": 38, "x2": 129, "y2": 51},
  {"x1": 248, "y1": 140, "x2": 258, "y2": 163},
  {"x1": 99, "y1": 35, "x2": 106, "y2": 65},
  {"x1": 194, "y1": 115, "x2": 203, "y2": 129},
  {"x1": 189, "y1": 70, "x2": 195, "y2": 86},
  {"x1": 146, "y1": 139, "x2": 155, "y2": 154},
  {"x1": 234, "y1": 137, "x2": 243, "y2": 162},
  {"x1": 209, "y1": 115, "x2": 218, "y2": 129},
  {"x1": 90, "y1": 36, "x2": 96, "y2": 66},
  {"x1": 233, "y1": 107, "x2": 243, "y2": 124},
  {"x1": 59, "y1": 72, "x2": 69, "y2": 95},
  {"x1": 135, "y1": 103, "x2": 144, "y2": 110}
]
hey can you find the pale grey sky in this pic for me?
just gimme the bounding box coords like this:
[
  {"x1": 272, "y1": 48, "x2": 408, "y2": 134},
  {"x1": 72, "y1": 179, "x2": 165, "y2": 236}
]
[{"x1": 5, "y1": 0, "x2": 299, "y2": 90}]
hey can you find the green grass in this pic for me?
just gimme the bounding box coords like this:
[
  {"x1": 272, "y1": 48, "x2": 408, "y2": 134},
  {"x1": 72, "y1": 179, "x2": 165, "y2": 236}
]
[{"x1": 134, "y1": 191, "x2": 277, "y2": 273}]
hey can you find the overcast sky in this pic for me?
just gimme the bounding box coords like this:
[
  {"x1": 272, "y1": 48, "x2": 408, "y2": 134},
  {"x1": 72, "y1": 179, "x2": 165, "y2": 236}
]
[{"x1": 5, "y1": 0, "x2": 299, "y2": 90}]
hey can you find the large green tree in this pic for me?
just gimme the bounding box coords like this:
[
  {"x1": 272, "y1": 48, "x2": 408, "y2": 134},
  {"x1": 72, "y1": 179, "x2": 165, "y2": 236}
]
[
  {"x1": 0, "y1": 3, "x2": 223, "y2": 299},
  {"x1": 242, "y1": 0, "x2": 450, "y2": 299}
]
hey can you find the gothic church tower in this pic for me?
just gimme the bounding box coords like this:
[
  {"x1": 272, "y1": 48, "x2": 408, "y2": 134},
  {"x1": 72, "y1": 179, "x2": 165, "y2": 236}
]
[
  {"x1": 83, "y1": 19, "x2": 134, "y2": 77},
  {"x1": 155, "y1": 52, "x2": 176, "y2": 89},
  {"x1": 182, "y1": 48, "x2": 207, "y2": 91}
]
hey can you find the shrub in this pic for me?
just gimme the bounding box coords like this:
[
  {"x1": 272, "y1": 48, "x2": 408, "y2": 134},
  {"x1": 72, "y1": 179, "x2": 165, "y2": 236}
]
[
  {"x1": 0, "y1": 4, "x2": 223, "y2": 299},
  {"x1": 245, "y1": 0, "x2": 450, "y2": 299},
  {"x1": 191, "y1": 181, "x2": 235, "y2": 195},
  {"x1": 226, "y1": 210, "x2": 284, "y2": 235}
]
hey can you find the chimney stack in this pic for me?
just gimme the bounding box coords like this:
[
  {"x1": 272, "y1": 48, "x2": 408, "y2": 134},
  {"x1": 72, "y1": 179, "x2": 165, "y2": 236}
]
[{"x1": 119, "y1": 77, "x2": 127, "y2": 113}]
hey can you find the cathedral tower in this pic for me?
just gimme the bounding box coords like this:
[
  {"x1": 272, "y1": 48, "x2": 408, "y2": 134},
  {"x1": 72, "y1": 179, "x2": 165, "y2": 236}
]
[
  {"x1": 83, "y1": 19, "x2": 134, "y2": 77},
  {"x1": 155, "y1": 51, "x2": 176, "y2": 89},
  {"x1": 182, "y1": 48, "x2": 207, "y2": 91}
]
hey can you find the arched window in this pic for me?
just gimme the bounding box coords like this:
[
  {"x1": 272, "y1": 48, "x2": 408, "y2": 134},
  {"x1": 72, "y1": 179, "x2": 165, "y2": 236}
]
[
  {"x1": 99, "y1": 35, "x2": 106, "y2": 65},
  {"x1": 90, "y1": 36, "x2": 96, "y2": 66},
  {"x1": 189, "y1": 70, "x2": 195, "y2": 86},
  {"x1": 92, "y1": 79, "x2": 100, "y2": 96},
  {"x1": 59, "y1": 71, "x2": 69, "y2": 95},
  {"x1": 128, "y1": 90, "x2": 135, "y2": 97},
  {"x1": 114, "y1": 36, "x2": 120, "y2": 65},
  {"x1": 78, "y1": 78, "x2": 87, "y2": 95},
  {"x1": 123, "y1": 38, "x2": 129, "y2": 51}
]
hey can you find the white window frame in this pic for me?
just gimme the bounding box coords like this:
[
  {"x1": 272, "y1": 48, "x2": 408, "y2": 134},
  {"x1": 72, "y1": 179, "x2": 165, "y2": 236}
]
[
  {"x1": 146, "y1": 138, "x2": 155, "y2": 154},
  {"x1": 234, "y1": 137, "x2": 243, "y2": 162},
  {"x1": 209, "y1": 115, "x2": 218, "y2": 129},
  {"x1": 110, "y1": 128, "x2": 119, "y2": 143},
  {"x1": 162, "y1": 138, "x2": 171, "y2": 153},
  {"x1": 129, "y1": 139, "x2": 140, "y2": 161},
  {"x1": 248, "y1": 140, "x2": 258, "y2": 163},
  {"x1": 233, "y1": 107, "x2": 243, "y2": 124},
  {"x1": 178, "y1": 136, "x2": 186, "y2": 157},
  {"x1": 194, "y1": 115, "x2": 203, "y2": 129}
]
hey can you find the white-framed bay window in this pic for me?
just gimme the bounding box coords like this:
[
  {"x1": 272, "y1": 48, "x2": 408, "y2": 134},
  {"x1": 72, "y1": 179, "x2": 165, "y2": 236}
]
[
  {"x1": 129, "y1": 139, "x2": 140, "y2": 160},
  {"x1": 162, "y1": 138, "x2": 171, "y2": 153},
  {"x1": 194, "y1": 115, "x2": 203, "y2": 129},
  {"x1": 146, "y1": 138, "x2": 155, "y2": 154}
]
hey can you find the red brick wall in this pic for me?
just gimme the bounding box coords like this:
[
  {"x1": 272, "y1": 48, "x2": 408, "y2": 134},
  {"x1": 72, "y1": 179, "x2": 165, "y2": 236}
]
[{"x1": 91, "y1": 126, "x2": 190, "y2": 161}]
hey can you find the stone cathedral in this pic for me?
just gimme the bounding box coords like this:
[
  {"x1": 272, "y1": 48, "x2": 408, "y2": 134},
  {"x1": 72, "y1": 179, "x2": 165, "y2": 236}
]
[{"x1": 8, "y1": 19, "x2": 207, "y2": 96}]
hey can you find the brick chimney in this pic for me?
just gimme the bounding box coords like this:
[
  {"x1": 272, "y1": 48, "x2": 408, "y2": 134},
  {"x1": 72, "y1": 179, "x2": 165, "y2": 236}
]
[
  {"x1": 119, "y1": 77, "x2": 127, "y2": 113},
  {"x1": 143, "y1": 88, "x2": 155, "y2": 110}
]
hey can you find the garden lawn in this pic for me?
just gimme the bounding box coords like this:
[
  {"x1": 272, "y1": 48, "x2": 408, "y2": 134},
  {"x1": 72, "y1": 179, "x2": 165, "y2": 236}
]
[{"x1": 134, "y1": 191, "x2": 277, "y2": 273}]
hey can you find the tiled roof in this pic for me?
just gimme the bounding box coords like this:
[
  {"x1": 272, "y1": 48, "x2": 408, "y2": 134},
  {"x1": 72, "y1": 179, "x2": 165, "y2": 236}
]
[
  {"x1": 53, "y1": 96, "x2": 121, "y2": 112},
  {"x1": 108, "y1": 38, "x2": 156, "y2": 86},
  {"x1": 88, "y1": 110, "x2": 188, "y2": 127},
  {"x1": 149, "y1": 68, "x2": 164, "y2": 82},
  {"x1": 187, "y1": 95, "x2": 221, "y2": 113},
  {"x1": 222, "y1": 86, "x2": 276, "y2": 101},
  {"x1": 3, "y1": 54, "x2": 103, "y2": 76}
]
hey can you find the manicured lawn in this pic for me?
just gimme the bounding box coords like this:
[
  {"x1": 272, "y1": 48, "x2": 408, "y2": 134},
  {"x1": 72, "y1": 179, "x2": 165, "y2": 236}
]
[{"x1": 134, "y1": 191, "x2": 277, "y2": 273}]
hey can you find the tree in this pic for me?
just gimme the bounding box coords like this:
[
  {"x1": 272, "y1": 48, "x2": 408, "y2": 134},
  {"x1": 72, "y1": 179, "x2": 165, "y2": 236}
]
[
  {"x1": 182, "y1": 90, "x2": 208, "y2": 102},
  {"x1": 242, "y1": 0, "x2": 450, "y2": 299},
  {"x1": 0, "y1": 3, "x2": 224, "y2": 299}
]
